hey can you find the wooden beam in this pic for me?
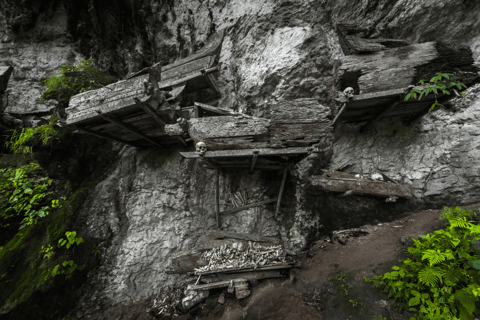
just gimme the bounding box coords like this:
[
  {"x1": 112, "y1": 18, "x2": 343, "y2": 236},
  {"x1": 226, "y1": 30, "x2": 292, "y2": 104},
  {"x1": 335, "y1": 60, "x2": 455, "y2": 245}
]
[
  {"x1": 194, "y1": 102, "x2": 241, "y2": 116},
  {"x1": 188, "y1": 278, "x2": 247, "y2": 291},
  {"x1": 205, "y1": 73, "x2": 221, "y2": 97},
  {"x1": 73, "y1": 125, "x2": 139, "y2": 148},
  {"x1": 95, "y1": 110, "x2": 163, "y2": 148},
  {"x1": 220, "y1": 198, "x2": 278, "y2": 215},
  {"x1": 194, "y1": 263, "x2": 301, "y2": 276},
  {"x1": 249, "y1": 151, "x2": 259, "y2": 174},
  {"x1": 360, "y1": 96, "x2": 403, "y2": 133},
  {"x1": 332, "y1": 102, "x2": 348, "y2": 125},
  {"x1": 134, "y1": 97, "x2": 187, "y2": 146},
  {"x1": 180, "y1": 147, "x2": 311, "y2": 159},
  {"x1": 275, "y1": 170, "x2": 288, "y2": 219},
  {"x1": 215, "y1": 169, "x2": 220, "y2": 229}
]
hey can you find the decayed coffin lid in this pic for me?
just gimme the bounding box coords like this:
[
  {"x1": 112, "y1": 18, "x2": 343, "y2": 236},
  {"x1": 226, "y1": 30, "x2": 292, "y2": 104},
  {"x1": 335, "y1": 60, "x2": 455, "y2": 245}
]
[{"x1": 66, "y1": 30, "x2": 225, "y2": 126}]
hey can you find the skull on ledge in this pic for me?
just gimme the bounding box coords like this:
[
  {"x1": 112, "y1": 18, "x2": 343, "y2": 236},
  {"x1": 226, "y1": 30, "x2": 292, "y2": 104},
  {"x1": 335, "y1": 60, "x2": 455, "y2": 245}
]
[
  {"x1": 343, "y1": 87, "x2": 355, "y2": 99},
  {"x1": 195, "y1": 142, "x2": 207, "y2": 155}
]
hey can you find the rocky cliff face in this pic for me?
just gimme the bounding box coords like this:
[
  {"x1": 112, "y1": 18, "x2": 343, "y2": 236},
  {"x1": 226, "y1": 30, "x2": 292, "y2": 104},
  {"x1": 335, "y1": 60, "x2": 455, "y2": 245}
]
[{"x1": 1, "y1": 0, "x2": 480, "y2": 318}]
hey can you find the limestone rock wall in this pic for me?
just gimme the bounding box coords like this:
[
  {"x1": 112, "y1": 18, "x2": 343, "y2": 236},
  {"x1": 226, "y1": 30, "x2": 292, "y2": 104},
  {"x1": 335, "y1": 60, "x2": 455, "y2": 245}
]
[{"x1": 1, "y1": 0, "x2": 480, "y2": 318}]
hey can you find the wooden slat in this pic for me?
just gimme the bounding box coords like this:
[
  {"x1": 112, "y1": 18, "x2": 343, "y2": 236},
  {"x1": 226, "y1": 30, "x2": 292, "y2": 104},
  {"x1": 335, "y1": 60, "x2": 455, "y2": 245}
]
[
  {"x1": 134, "y1": 97, "x2": 187, "y2": 146},
  {"x1": 195, "y1": 263, "x2": 301, "y2": 276},
  {"x1": 188, "y1": 278, "x2": 247, "y2": 291},
  {"x1": 250, "y1": 151, "x2": 259, "y2": 174},
  {"x1": 220, "y1": 198, "x2": 278, "y2": 215},
  {"x1": 73, "y1": 125, "x2": 139, "y2": 148},
  {"x1": 95, "y1": 111, "x2": 163, "y2": 148},
  {"x1": 194, "y1": 102, "x2": 241, "y2": 116},
  {"x1": 215, "y1": 169, "x2": 220, "y2": 229},
  {"x1": 275, "y1": 170, "x2": 287, "y2": 219},
  {"x1": 180, "y1": 147, "x2": 310, "y2": 159}
]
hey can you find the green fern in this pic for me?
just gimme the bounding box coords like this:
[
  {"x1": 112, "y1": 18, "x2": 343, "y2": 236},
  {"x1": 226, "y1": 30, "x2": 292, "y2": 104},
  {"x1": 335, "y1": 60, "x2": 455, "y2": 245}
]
[{"x1": 418, "y1": 266, "x2": 443, "y2": 287}]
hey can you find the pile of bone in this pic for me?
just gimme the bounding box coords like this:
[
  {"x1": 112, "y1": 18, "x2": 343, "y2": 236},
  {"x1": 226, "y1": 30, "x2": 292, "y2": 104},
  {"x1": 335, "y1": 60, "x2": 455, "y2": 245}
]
[
  {"x1": 194, "y1": 241, "x2": 292, "y2": 274},
  {"x1": 148, "y1": 288, "x2": 184, "y2": 318},
  {"x1": 224, "y1": 190, "x2": 269, "y2": 209}
]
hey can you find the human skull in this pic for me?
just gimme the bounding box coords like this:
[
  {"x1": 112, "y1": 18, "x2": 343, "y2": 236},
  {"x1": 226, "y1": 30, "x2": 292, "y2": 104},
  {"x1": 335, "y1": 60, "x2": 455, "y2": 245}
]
[
  {"x1": 343, "y1": 87, "x2": 354, "y2": 98},
  {"x1": 195, "y1": 142, "x2": 207, "y2": 154}
]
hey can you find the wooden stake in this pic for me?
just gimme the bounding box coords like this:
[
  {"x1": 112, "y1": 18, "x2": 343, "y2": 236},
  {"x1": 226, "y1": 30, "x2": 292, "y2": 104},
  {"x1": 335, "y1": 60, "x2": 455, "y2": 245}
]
[
  {"x1": 249, "y1": 151, "x2": 259, "y2": 174},
  {"x1": 332, "y1": 102, "x2": 348, "y2": 125},
  {"x1": 275, "y1": 170, "x2": 288, "y2": 220},
  {"x1": 215, "y1": 169, "x2": 220, "y2": 229}
]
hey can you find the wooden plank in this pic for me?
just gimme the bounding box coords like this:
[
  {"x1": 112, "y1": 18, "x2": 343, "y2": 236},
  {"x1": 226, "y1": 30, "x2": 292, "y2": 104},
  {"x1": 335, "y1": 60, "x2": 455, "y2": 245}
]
[
  {"x1": 332, "y1": 102, "x2": 348, "y2": 125},
  {"x1": 187, "y1": 115, "x2": 270, "y2": 141},
  {"x1": 158, "y1": 66, "x2": 218, "y2": 89},
  {"x1": 215, "y1": 169, "x2": 220, "y2": 229},
  {"x1": 195, "y1": 263, "x2": 300, "y2": 276},
  {"x1": 214, "y1": 164, "x2": 284, "y2": 171},
  {"x1": 67, "y1": 74, "x2": 151, "y2": 125},
  {"x1": 134, "y1": 97, "x2": 187, "y2": 146},
  {"x1": 198, "y1": 270, "x2": 284, "y2": 284},
  {"x1": 194, "y1": 102, "x2": 241, "y2": 116},
  {"x1": 307, "y1": 175, "x2": 411, "y2": 199},
  {"x1": 267, "y1": 98, "x2": 331, "y2": 121},
  {"x1": 270, "y1": 122, "x2": 332, "y2": 143},
  {"x1": 220, "y1": 198, "x2": 278, "y2": 215},
  {"x1": 188, "y1": 278, "x2": 247, "y2": 291},
  {"x1": 275, "y1": 170, "x2": 287, "y2": 219},
  {"x1": 250, "y1": 151, "x2": 259, "y2": 174},
  {"x1": 205, "y1": 73, "x2": 221, "y2": 97},
  {"x1": 162, "y1": 56, "x2": 214, "y2": 83},
  {"x1": 360, "y1": 96, "x2": 403, "y2": 133},
  {"x1": 73, "y1": 125, "x2": 139, "y2": 148},
  {"x1": 95, "y1": 111, "x2": 163, "y2": 148},
  {"x1": 180, "y1": 147, "x2": 310, "y2": 159}
]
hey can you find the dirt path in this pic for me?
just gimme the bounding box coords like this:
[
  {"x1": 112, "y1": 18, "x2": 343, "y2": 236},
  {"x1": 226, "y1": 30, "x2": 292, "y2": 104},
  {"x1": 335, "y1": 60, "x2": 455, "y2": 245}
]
[{"x1": 198, "y1": 204, "x2": 480, "y2": 320}]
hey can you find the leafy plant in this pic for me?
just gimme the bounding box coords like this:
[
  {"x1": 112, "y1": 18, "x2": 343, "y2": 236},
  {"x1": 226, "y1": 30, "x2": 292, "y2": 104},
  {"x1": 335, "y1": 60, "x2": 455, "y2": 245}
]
[
  {"x1": 40, "y1": 58, "x2": 116, "y2": 104},
  {"x1": 42, "y1": 244, "x2": 54, "y2": 259},
  {"x1": 405, "y1": 73, "x2": 468, "y2": 111},
  {"x1": 364, "y1": 206, "x2": 480, "y2": 320},
  {"x1": 58, "y1": 231, "x2": 84, "y2": 249},
  {"x1": 6, "y1": 116, "x2": 69, "y2": 154},
  {"x1": 0, "y1": 163, "x2": 62, "y2": 229}
]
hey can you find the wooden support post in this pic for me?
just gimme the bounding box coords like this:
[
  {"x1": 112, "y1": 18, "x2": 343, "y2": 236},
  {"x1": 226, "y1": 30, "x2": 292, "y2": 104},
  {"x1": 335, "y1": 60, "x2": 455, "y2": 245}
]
[
  {"x1": 249, "y1": 151, "x2": 259, "y2": 174},
  {"x1": 275, "y1": 170, "x2": 288, "y2": 220},
  {"x1": 73, "y1": 125, "x2": 139, "y2": 148},
  {"x1": 205, "y1": 73, "x2": 221, "y2": 98},
  {"x1": 332, "y1": 102, "x2": 348, "y2": 125},
  {"x1": 215, "y1": 169, "x2": 220, "y2": 229},
  {"x1": 360, "y1": 96, "x2": 403, "y2": 133},
  {"x1": 134, "y1": 98, "x2": 187, "y2": 146},
  {"x1": 95, "y1": 110, "x2": 163, "y2": 148}
]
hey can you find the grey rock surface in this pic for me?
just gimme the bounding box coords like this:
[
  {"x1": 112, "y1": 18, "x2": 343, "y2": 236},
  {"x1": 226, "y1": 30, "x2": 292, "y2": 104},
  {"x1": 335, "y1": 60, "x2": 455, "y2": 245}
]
[{"x1": 2, "y1": 0, "x2": 480, "y2": 318}]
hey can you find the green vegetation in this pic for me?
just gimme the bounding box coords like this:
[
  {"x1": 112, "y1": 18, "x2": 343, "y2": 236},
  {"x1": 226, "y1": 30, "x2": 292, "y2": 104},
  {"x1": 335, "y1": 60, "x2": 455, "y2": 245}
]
[
  {"x1": 364, "y1": 206, "x2": 480, "y2": 320},
  {"x1": 372, "y1": 316, "x2": 393, "y2": 320},
  {"x1": 405, "y1": 73, "x2": 468, "y2": 111},
  {"x1": 6, "y1": 116, "x2": 70, "y2": 154},
  {"x1": 0, "y1": 163, "x2": 62, "y2": 229},
  {"x1": 40, "y1": 58, "x2": 116, "y2": 104}
]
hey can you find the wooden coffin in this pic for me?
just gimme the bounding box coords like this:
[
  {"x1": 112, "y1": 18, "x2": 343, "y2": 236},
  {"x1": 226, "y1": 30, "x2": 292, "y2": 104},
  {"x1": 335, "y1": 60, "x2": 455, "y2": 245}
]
[
  {"x1": 334, "y1": 41, "x2": 479, "y2": 125},
  {"x1": 307, "y1": 172, "x2": 411, "y2": 199},
  {"x1": 168, "y1": 230, "x2": 280, "y2": 274}
]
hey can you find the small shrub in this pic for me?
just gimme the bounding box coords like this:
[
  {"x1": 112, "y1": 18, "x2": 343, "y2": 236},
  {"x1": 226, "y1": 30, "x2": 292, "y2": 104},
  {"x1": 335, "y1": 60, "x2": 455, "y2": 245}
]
[
  {"x1": 0, "y1": 162, "x2": 62, "y2": 229},
  {"x1": 6, "y1": 116, "x2": 69, "y2": 154},
  {"x1": 365, "y1": 206, "x2": 480, "y2": 320},
  {"x1": 40, "y1": 58, "x2": 116, "y2": 104},
  {"x1": 405, "y1": 73, "x2": 468, "y2": 111}
]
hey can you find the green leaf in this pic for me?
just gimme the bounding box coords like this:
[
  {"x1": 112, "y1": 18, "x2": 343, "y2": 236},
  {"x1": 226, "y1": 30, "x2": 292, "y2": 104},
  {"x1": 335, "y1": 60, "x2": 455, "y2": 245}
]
[
  {"x1": 468, "y1": 260, "x2": 480, "y2": 270},
  {"x1": 408, "y1": 296, "x2": 421, "y2": 306},
  {"x1": 391, "y1": 266, "x2": 400, "y2": 270},
  {"x1": 455, "y1": 290, "x2": 475, "y2": 315},
  {"x1": 405, "y1": 93, "x2": 412, "y2": 101}
]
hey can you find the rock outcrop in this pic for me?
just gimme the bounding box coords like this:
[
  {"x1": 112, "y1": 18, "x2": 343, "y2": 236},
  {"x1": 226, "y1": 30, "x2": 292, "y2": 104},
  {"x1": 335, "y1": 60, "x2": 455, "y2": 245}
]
[{"x1": 1, "y1": 0, "x2": 480, "y2": 319}]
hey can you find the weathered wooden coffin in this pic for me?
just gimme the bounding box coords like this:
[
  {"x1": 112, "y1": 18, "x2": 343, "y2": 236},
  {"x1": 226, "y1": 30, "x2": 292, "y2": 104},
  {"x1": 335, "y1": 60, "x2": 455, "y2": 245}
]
[
  {"x1": 335, "y1": 23, "x2": 409, "y2": 55},
  {"x1": 168, "y1": 230, "x2": 280, "y2": 274},
  {"x1": 171, "y1": 98, "x2": 332, "y2": 151},
  {"x1": 307, "y1": 172, "x2": 411, "y2": 199},
  {"x1": 65, "y1": 30, "x2": 225, "y2": 147},
  {"x1": 334, "y1": 41, "x2": 479, "y2": 125}
]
